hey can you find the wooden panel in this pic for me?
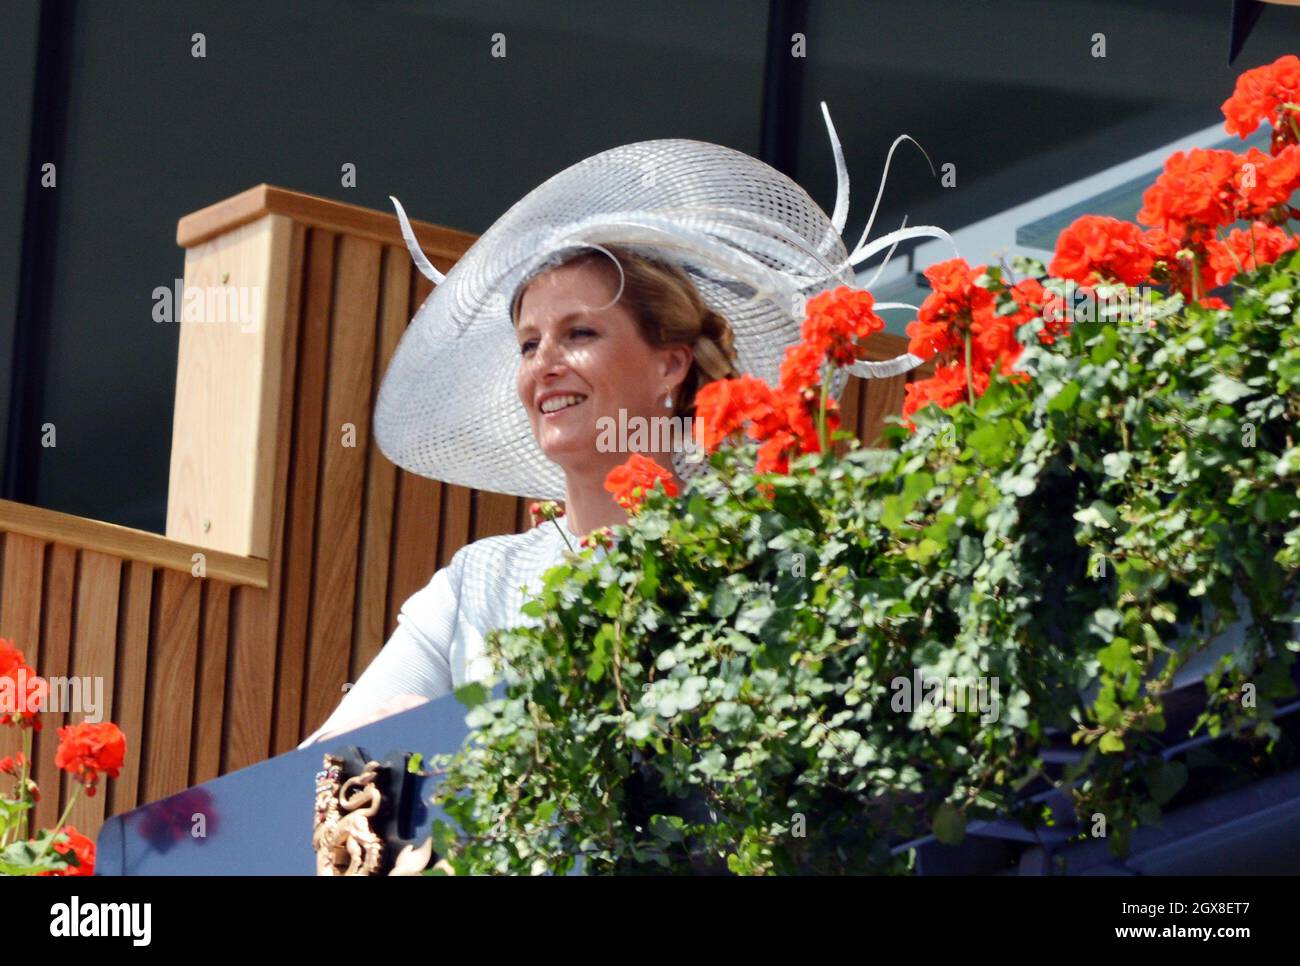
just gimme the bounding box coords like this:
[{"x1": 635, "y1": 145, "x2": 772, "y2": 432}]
[
  {"x1": 190, "y1": 580, "x2": 230, "y2": 785},
  {"x1": 166, "y1": 213, "x2": 293, "y2": 558},
  {"x1": 860, "y1": 375, "x2": 910, "y2": 446},
  {"x1": 0, "y1": 533, "x2": 44, "y2": 773},
  {"x1": 368, "y1": 270, "x2": 443, "y2": 672},
  {"x1": 302, "y1": 234, "x2": 381, "y2": 732},
  {"x1": 272, "y1": 229, "x2": 334, "y2": 750},
  {"x1": 33, "y1": 546, "x2": 75, "y2": 832},
  {"x1": 438, "y1": 486, "x2": 472, "y2": 569},
  {"x1": 386, "y1": 474, "x2": 442, "y2": 639},
  {"x1": 140, "y1": 570, "x2": 199, "y2": 805},
  {"x1": 264, "y1": 220, "x2": 307, "y2": 756},
  {"x1": 65, "y1": 551, "x2": 122, "y2": 832},
  {"x1": 225, "y1": 586, "x2": 273, "y2": 771},
  {"x1": 474, "y1": 492, "x2": 522, "y2": 541},
  {"x1": 353, "y1": 247, "x2": 410, "y2": 677},
  {"x1": 0, "y1": 532, "x2": 45, "y2": 663},
  {"x1": 109, "y1": 560, "x2": 154, "y2": 814}
]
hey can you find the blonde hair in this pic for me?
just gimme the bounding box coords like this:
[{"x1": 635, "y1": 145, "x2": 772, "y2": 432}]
[{"x1": 511, "y1": 244, "x2": 740, "y2": 418}]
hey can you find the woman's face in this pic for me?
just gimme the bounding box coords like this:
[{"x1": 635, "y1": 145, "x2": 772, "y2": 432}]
[{"x1": 514, "y1": 257, "x2": 691, "y2": 475}]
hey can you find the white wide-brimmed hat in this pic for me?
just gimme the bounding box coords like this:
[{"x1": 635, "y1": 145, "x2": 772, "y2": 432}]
[{"x1": 376, "y1": 104, "x2": 954, "y2": 500}]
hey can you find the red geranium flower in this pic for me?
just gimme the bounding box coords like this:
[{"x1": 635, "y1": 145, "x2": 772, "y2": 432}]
[
  {"x1": 1205, "y1": 221, "x2": 1299, "y2": 286},
  {"x1": 901, "y1": 362, "x2": 991, "y2": 424},
  {"x1": 799, "y1": 286, "x2": 886, "y2": 367},
  {"x1": 1138, "y1": 148, "x2": 1240, "y2": 242},
  {"x1": 0, "y1": 638, "x2": 47, "y2": 730},
  {"x1": 0, "y1": 752, "x2": 26, "y2": 776},
  {"x1": 906, "y1": 258, "x2": 996, "y2": 361},
  {"x1": 1222, "y1": 54, "x2": 1300, "y2": 153},
  {"x1": 1049, "y1": 215, "x2": 1156, "y2": 287},
  {"x1": 1142, "y1": 227, "x2": 1213, "y2": 301},
  {"x1": 603, "y1": 454, "x2": 678, "y2": 513},
  {"x1": 55, "y1": 721, "x2": 126, "y2": 796},
  {"x1": 1233, "y1": 145, "x2": 1300, "y2": 221},
  {"x1": 694, "y1": 375, "x2": 787, "y2": 451},
  {"x1": 756, "y1": 429, "x2": 799, "y2": 475},
  {"x1": 778, "y1": 340, "x2": 825, "y2": 396},
  {"x1": 36, "y1": 825, "x2": 95, "y2": 877}
]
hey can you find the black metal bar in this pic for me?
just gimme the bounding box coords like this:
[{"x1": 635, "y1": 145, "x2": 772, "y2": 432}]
[
  {"x1": 758, "y1": 0, "x2": 809, "y2": 178},
  {"x1": 4, "y1": 0, "x2": 75, "y2": 504}
]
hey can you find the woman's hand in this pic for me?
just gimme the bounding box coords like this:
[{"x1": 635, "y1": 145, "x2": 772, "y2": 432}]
[{"x1": 308, "y1": 693, "x2": 431, "y2": 744}]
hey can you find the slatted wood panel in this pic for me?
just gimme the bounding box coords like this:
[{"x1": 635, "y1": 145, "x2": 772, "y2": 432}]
[{"x1": 0, "y1": 186, "x2": 935, "y2": 848}]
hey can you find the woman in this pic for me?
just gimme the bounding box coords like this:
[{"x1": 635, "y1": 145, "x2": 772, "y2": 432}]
[
  {"x1": 300, "y1": 108, "x2": 949, "y2": 746},
  {"x1": 301, "y1": 245, "x2": 740, "y2": 744}
]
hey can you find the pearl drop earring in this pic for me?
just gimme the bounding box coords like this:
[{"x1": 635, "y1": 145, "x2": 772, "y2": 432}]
[{"x1": 663, "y1": 390, "x2": 673, "y2": 410}]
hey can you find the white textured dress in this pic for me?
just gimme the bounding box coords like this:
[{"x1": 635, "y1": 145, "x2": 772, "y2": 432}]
[{"x1": 299, "y1": 515, "x2": 590, "y2": 746}]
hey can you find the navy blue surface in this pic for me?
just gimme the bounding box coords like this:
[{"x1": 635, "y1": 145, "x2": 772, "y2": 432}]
[{"x1": 94, "y1": 685, "x2": 493, "y2": 875}]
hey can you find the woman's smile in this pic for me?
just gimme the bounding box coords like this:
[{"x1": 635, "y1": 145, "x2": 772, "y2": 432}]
[{"x1": 538, "y1": 392, "x2": 589, "y2": 417}]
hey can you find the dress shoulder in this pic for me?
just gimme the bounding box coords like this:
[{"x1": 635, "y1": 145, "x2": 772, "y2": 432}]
[{"x1": 446, "y1": 519, "x2": 571, "y2": 586}]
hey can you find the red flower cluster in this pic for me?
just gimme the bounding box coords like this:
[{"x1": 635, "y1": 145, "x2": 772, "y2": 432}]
[
  {"x1": 1049, "y1": 215, "x2": 1157, "y2": 287},
  {"x1": 36, "y1": 825, "x2": 95, "y2": 877},
  {"x1": 694, "y1": 286, "x2": 882, "y2": 475},
  {"x1": 1139, "y1": 146, "x2": 1300, "y2": 247},
  {"x1": 1138, "y1": 148, "x2": 1242, "y2": 245},
  {"x1": 1136, "y1": 147, "x2": 1300, "y2": 300},
  {"x1": 55, "y1": 721, "x2": 127, "y2": 796},
  {"x1": 902, "y1": 362, "x2": 991, "y2": 420},
  {"x1": 1205, "y1": 221, "x2": 1300, "y2": 286},
  {"x1": 602, "y1": 453, "x2": 679, "y2": 512},
  {"x1": 1234, "y1": 145, "x2": 1300, "y2": 221},
  {"x1": 800, "y1": 285, "x2": 886, "y2": 365},
  {"x1": 901, "y1": 259, "x2": 1045, "y2": 423},
  {"x1": 0, "y1": 641, "x2": 127, "y2": 874},
  {"x1": 906, "y1": 259, "x2": 1044, "y2": 375},
  {"x1": 1133, "y1": 67, "x2": 1300, "y2": 303},
  {"x1": 0, "y1": 637, "x2": 48, "y2": 729},
  {"x1": 1223, "y1": 54, "x2": 1300, "y2": 153}
]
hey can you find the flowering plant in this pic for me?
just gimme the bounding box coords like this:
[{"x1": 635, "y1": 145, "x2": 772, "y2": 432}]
[
  {"x1": 0, "y1": 637, "x2": 126, "y2": 876},
  {"x1": 425, "y1": 58, "x2": 1300, "y2": 874}
]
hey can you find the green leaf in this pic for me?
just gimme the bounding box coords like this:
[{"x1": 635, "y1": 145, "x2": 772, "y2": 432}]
[
  {"x1": 1207, "y1": 374, "x2": 1252, "y2": 403},
  {"x1": 967, "y1": 421, "x2": 1014, "y2": 465},
  {"x1": 588, "y1": 623, "x2": 613, "y2": 683},
  {"x1": 933, "y1": 803, "x2": 967, "y2": 846},
  {"x1": 1102, "y1": 452, "x2": 1132, "y2": 478},
  {"x1": 710, "y1": 583, "x2": 740, "y2": 619},
  {"x1": 454, "y1": 681, "x2": 491, "y2": 709},
  {"x1": 1144, "y1": 761, "x2": 1188, "y2": 806},
  {"x1": 1074, "y1": 500, "x2": 1119, "y2": 529},
  {"x1": 1046, "y1": 380, "x2": 1080, "y2": 413}
]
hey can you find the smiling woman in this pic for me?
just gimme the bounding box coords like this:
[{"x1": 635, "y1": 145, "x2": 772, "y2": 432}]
[{"x1": 302, "y1": 119, "x2": 914, "y2": 745}]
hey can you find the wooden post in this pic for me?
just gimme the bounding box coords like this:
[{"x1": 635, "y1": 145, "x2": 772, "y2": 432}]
[{"x1": 165, "y1": 212, "x2": 293, "y2": 558}]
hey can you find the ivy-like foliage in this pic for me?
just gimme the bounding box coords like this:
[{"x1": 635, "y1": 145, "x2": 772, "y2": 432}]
[{"x1": 425, "y1": 254, "x2": 1300, "y2": 875}]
